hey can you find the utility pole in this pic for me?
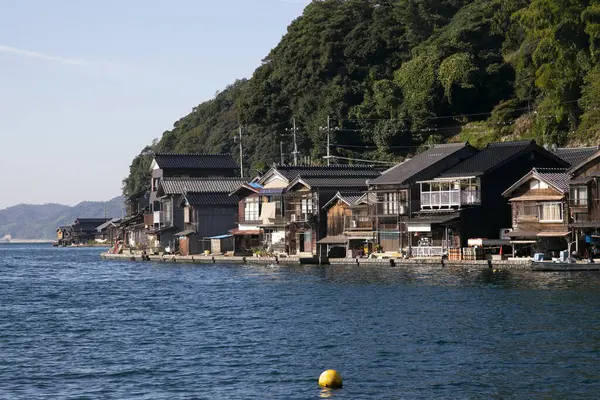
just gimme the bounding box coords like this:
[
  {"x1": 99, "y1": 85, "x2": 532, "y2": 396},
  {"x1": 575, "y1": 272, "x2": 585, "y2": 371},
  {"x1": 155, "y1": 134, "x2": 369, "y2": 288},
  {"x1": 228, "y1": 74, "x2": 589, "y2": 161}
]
[
  {"x1": 292, "y1": 118, "x2": 298, "y2": 166},
  {"x1": 326, "y1": 115, "x2": 331, "y2": 166},
  {"x1": 280, "y1": 141, "x2": 284, "y2": 165},
  {"x1": 239, "y1": 125, "x2": 244, "y2": 178}
]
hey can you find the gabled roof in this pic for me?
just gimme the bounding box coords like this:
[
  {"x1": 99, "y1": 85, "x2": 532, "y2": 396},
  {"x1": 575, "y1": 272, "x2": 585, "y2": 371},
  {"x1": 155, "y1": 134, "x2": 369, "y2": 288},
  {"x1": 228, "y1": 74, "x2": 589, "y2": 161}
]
[
  {"x1": 185, "y1": 192, "x2": 239, "y2": 206},
  {"x1": 95, "y1": 218, "x2": 121, "y2": 232},
  {"x1": 229, "y1": 183, "x2": 261, "y2": 197},
  {"x1": 503, "y1": 168, "x2": 570, "y2": 197},
  {"x1": 439, "y1": 140, "x2": 568, "y2": 178},
  {"x1": 286, "y1": 176, "x2": 375, "y2": 191},
  {"x1": 553, "y1": 146, "x2": 599, "y2": 167},
  {"x1": 322, "y1": 192, "x2": 365, "y2": 209},
  {"x1": 369, "y1": 143, "x2": 475, "y2": 186},
  {"x1": 153, "y1": 153, "x2": 238, "y2": 170},
  {"x1": 74, "y1": 218, "x2": 111, "y2": 226},
  {"x1": 567, "y1": 148, "x2": 600, "y2": 176},
  {"x1": 159, "y1": 177, "x2": 247, "y2": 195},
  {"x1": 272, "y1": 165, "x2": 380, "y2": 180}
]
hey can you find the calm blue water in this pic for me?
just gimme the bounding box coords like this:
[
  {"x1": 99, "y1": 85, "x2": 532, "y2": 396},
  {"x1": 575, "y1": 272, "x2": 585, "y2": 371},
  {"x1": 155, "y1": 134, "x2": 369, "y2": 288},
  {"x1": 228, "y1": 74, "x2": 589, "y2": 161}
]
[{"x1": 1, "y1": 244, "x2": 600, "y2": 399}]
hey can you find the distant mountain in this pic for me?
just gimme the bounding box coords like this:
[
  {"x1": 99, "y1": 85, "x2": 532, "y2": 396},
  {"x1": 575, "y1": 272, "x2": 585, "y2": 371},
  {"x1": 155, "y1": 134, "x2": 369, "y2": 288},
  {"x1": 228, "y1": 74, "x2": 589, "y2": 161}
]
[{"x1": 0, "y1": 197, "x2": 125, "y2": 240}]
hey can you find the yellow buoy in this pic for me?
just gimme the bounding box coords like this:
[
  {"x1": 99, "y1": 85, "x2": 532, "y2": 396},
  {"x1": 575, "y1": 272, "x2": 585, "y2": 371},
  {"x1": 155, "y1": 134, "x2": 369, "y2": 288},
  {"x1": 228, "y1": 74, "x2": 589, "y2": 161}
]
[{"x1": 318, "y1": 370, "x2": 342, "y2": 388}]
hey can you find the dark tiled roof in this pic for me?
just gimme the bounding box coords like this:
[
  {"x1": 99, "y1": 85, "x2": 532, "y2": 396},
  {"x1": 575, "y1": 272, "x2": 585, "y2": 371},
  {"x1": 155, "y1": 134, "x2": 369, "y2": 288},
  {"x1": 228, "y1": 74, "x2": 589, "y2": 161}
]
[
  {"x1": 161, "y1": 177, "x2": 247, "y2": 195},
  {"x1": 339, "y1": 192, "x2": 364, "y2": 206},
  {"x1": 439, "y1": 140, "x2": 565, "y2": 178},
  {"x1": 370, "y1": 143, "x2": 473, "y2": 185},
  {"x1": 154, "y1": 153, "x2": 238, "y2": 170},
  {"x1": 186, "y1": 192, "x2": 239, "y2": 206},
  {"x1": 534, "y1": 168, "x2": 570, "y2": 193},
  {"x1": 554, "y1": 146, "x2": 599, "y2": 167},
  {"x1": 74, "y1": 218, "x2": 111, "y2": 225},
  {"x1": 274, "y1": 165, "x2": 381, "y2": 180}
]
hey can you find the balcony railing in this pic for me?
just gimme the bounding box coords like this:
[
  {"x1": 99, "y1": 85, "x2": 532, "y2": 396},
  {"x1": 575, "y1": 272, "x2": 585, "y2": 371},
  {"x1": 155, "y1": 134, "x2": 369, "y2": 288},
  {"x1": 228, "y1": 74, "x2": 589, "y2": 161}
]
[
  {"x1": 570, "y1": 199, "x2": 589, "y2": 207},
  {"x1": 421, "y1": 189, "x2": 481, "y2": 208},
  {"x1": 369, "y1": 202, "x2": 409, "y2": 216},
  {"x1": 284, "y1": 211, "x2": 315, "y2": 223},
  {"x1": 413, "y1": 246, "x2": 445, "y2": 258},
  {"x1": 344, "y1": 215, "x2": 373, "y2": 230}
]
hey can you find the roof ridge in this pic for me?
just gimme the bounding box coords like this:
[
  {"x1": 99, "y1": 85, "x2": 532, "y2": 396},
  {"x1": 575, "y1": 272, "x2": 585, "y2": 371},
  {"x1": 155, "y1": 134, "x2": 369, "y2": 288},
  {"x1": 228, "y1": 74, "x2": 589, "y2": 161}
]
[
  {"x1": 155, "y1": 153, "x2": 233, "y2": 156},
  {"x1": 162, "y1": 176, "x2": 245, "y2": 180}
]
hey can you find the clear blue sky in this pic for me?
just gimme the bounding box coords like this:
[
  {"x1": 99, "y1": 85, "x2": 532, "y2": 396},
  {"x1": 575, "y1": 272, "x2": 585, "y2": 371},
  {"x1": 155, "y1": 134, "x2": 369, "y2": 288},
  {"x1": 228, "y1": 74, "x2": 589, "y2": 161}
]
[{"x1": 0, "y1": 0, "x2": 310, "y2": 209}]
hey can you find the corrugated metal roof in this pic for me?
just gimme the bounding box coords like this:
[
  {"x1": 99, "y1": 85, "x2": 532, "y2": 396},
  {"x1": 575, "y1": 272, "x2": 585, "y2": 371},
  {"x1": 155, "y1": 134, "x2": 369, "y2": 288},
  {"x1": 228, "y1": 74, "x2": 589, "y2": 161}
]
[
  {"x1": 439, "y1": 140, "x2": 565, "y2": 178},
  {"x1": 554, "y1": 146, "x2": 599, "y2": 166},
  {"x1": 186, "y1": 192, "x2": 239, "y2": 206},
  {"x1": 154, "y1": 153, "x2": 238, "y2": 170},
  {"x1": 370, "y1": 143, "x2": 473, "y2": 185},
  {"x1": 160, "y1": 177, "x2": 247, "y2": 195}
]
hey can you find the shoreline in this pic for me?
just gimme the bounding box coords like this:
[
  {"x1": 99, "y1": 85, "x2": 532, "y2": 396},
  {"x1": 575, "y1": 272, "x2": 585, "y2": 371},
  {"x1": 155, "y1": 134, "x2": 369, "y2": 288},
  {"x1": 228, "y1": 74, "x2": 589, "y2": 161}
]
[{"x1": 100, "y1": 252, "x2": 600, "y2": 271}]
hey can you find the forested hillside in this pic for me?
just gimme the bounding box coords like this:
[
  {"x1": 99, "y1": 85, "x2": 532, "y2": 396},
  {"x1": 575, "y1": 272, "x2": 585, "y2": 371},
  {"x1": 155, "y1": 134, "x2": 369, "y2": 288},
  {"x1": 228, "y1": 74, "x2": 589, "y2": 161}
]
[{"x1": 124, "y1": 0, "x2": 600, "y2": 196}]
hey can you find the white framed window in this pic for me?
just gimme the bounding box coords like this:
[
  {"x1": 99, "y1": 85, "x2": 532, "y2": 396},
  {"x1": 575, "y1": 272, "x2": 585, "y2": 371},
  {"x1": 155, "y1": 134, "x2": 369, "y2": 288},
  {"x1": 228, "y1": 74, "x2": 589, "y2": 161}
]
[
  {"x1": 301, "y1": 198, "x2": 313, "y2": 214},
  {"x1": 245, "y1": 197, "x2": 260, "y2": 221},
  {"x1": 538, "y1": 202, "x2": 563, "y2": 222},
  {"x1": 383, "y1": 192, "x2": 398, "y2": 215}
]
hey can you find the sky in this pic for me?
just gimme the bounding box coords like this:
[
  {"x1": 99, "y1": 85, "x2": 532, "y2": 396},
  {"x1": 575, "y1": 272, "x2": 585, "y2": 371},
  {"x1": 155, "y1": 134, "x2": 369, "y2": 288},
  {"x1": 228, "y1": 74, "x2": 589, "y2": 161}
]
[{"x1": 0, "y1": 0, "x2": 311, "y2": 210}]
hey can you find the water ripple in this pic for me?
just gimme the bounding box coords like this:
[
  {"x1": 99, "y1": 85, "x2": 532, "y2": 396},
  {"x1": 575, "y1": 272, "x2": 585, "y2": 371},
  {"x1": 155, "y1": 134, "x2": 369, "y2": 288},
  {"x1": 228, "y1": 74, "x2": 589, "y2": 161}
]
[{"x1": 1, "y1": 244, "x2": 600, "y2": 398}]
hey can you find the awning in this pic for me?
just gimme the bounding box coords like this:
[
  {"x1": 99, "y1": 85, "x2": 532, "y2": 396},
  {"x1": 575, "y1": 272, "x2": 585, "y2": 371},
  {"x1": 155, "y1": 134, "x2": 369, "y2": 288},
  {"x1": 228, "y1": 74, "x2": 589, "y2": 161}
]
[
  {"x1": 407, "y1": 212, "x2": 461, "y2": 225},
  {"x1": 229, "y1": 228, "x2": 263, "y2": 236},
  {"x1": 317, "y1": 235, "x2": 349, "y2": 245},
  {"x1": 509, "y1": 195, "x2": 564, "y2": 201},
  {"x1": 175, "y1": 229, "x2": 196, "y2": 237},
  {"x1": 510, "y1": 240, "x2": 537, "y2": 244},
  {"x1": 537, "y1": 231, "x2": 570, "y2": 237},
  {"x1": 506, "y1": 231, "x2": 538, "y2": 238}
]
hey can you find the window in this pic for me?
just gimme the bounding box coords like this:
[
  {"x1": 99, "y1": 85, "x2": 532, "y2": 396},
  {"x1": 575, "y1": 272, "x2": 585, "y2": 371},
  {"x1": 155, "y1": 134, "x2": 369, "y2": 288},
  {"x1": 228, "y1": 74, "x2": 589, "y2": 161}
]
[
  {"x1": 539, "y1": 203, "x2": 562, "y2": 222},
  {"x1": 163, "y1": 200, "x2": 172, "y2": 224},
  {"x1": 570, "y1": 186, "x2": 588, "y2": 206},
  {"x1": 301, "y1": 198, "x2": 313, "y2": 214},
  {"x1": 245, "y1": 197, "x2": 260, "y2": 221},
  {"x1": 383, "y1": 192, "x2": 398, "y2": 215}
]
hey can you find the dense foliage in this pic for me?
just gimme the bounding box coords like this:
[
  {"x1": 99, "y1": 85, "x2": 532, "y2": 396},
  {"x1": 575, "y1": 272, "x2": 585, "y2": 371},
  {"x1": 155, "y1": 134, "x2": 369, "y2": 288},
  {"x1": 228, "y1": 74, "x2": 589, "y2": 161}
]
[{"x1": 124, "y1": 0, "x2": 600, "y2": 196}]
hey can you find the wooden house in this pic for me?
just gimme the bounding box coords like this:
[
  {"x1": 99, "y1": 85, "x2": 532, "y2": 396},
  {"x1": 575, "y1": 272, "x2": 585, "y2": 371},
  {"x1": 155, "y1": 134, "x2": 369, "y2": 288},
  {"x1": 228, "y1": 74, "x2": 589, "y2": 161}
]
[
  {"x1": 228, "y1": 183, "x2": 264, "y2": 255},
  {"x1": 502, "y1": 168, "x2": 570, "y2": 257},
  {"x1": 366, "y1": 143, "x2": 477, "y2": 254},
  {"x1": 152, "y1": 177, "x2": 246, "y2": 254},
  {"x1": 320, "y1": 192, "x2": 376, "y2": 258},
  {"x1": 282, "y1": 166, "x2": 381, "y2": 257},
  {"x1": 143, "y1": 153, "x2": 239, "y2": 253},
  {"x1": 567, "y1": 149, "x2": 600, "y2": 257},
  {"x1": 119, "y1": 189, "x2": 149, "y2": 248},
  {"x1": 68, "y1": 218, "x2": 111, "y2": 245},
  {"x1": 411, "y1": 140, "x2": 569, "y2": 257}
]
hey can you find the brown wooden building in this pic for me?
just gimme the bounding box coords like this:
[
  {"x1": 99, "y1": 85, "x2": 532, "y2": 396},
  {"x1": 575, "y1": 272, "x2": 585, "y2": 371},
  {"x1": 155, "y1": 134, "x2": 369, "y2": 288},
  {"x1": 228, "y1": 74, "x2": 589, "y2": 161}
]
[
  {"x1": 568, "y1": 149, "x2": 600, "y2": 257},
  {"x1": 320, "y1": 192, "x2": 375, "y2": 258},
  {"x1": 502, "y1": 168, "x2": 571, "y2": 257}
]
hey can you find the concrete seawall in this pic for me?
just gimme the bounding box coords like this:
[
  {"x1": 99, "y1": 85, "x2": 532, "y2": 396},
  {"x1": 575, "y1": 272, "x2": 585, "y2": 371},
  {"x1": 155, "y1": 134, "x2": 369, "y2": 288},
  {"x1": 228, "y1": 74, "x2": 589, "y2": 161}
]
[{"x1": 100, "y1": 252, "x2": 534, "y2": 270}]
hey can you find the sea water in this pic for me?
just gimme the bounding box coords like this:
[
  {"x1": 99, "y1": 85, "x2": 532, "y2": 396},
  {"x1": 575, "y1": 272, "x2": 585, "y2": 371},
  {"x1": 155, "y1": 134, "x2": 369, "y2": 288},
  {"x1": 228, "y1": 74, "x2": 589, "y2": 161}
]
[{"x1": 1, "y1": 244, "x2": 599, "y2": 399}]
